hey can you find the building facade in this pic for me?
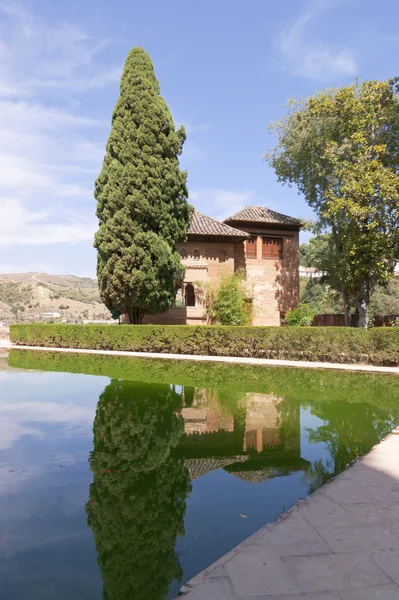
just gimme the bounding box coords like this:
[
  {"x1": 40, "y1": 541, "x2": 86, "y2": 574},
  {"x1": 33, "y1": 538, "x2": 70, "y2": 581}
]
[{"x1": 139, "y1": 205, "x2": 301, "y2": 326}]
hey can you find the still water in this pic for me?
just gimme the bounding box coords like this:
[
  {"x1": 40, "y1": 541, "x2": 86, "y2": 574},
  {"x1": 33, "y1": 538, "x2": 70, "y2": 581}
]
[{"x1": 1, "y1": 350, "x2": 398, "y2": 599}]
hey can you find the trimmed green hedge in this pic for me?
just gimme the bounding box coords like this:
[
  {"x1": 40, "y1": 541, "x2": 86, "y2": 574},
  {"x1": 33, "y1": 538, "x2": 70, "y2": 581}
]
[{"x1": 9, "y1": 323, "x2": 399, "y2": 365}]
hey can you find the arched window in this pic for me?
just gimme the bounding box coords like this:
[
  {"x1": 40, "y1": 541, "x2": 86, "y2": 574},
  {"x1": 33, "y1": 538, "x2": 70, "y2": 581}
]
[
  {"x1": 180, "y1": 248, "x2": 187, "y2": 260},
  {"x1": 193, "y1": 248, "x2": 200, "y2": 261},
  {"x1": 219, "y1": 250, "x2": 227, "y2": 263},
  {"x1": 185, "y1": 284, "x2": 196, "y2": 307}
]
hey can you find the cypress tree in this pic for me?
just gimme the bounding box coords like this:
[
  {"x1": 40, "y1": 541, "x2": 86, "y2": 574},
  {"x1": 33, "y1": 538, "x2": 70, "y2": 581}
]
[{"x1": 94, "y1": 47, "x2": 192, "y2": 324}]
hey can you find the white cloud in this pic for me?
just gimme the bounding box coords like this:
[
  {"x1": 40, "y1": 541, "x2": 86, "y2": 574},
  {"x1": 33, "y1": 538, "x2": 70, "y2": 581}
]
[
  {"x1": 278, "y1": 0, "x2": 357, "y2": 80},
  {"x1": 190, "y1": 188, "x2": 275, "y2": 221},
  {"x1": 0, "y1": 198, "x2": 96, "y2": 246},
  {"x1": 0, "y1": 1, "x2": 119, "y2": 95},
  {"x1": 0, "y1": 2, "x2": 115, "y2": 249}
]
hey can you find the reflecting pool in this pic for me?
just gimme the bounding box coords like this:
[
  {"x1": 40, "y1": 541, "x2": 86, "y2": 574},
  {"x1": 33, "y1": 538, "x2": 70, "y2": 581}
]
[{"x1": 1, "y1": 350, "x2": 398, "y2": 599}]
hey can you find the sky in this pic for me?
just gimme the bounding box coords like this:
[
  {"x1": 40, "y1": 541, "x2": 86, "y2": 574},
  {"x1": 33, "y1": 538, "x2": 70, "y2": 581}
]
[{"x1": 0, "y1": 0, "x2": 398, "y2": 277}]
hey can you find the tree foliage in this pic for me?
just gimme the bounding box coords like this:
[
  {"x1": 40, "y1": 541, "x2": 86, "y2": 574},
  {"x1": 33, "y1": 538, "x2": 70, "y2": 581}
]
[
  {"x1": 87, "y1": 379, "x2": 191, "y2": 600},
  {"x1": 300, "y1": 278, "x2": 343, "y2": 314},
  {"x1": 300, "y1": 234, "x2": 399, "y2": 315},
  {"x1": 94, "y1": 48, "x2": 193, "y2": 324},
  {"x1": 266, "y1": 80, "x2": 399, "y2": 327}
]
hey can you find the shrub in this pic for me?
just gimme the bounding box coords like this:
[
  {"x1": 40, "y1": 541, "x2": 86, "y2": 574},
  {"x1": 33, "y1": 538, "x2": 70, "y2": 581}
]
[
  {"x1": 285, "y1": 303, "x2": 316, "y2": 326},
  {"x1": 9, "y1": 323, "x2": 399, "y2": 365},
  {"x1": 202, "y1": 272, "x2": 252, "y2": 326}
]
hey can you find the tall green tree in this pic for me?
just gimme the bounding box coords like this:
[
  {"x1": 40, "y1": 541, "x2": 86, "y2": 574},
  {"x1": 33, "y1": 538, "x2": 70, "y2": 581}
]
[
  {"x1": 94, "y1": 47, "x2": 192, "y2": 324},
  {"x1": 266, "y1": 80, "x2": 399, "y2": 328}
]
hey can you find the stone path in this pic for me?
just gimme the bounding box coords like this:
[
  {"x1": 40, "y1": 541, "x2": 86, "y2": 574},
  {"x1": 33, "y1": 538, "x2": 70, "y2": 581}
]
[
  {"x1": 177, "y1": 433, "x2": 399, "y2": 599},
  {"x1": 5, "y1": 343, "x2": 399, "y2": 375}
]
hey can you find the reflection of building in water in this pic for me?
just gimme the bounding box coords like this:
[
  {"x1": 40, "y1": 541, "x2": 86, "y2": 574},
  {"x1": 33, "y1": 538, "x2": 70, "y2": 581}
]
[
  {"x1": 181, "y1": 389, "x2": 234, "y2": 436},
  {"x1": 177, "y1": 387, "x2": 307, "y2": 483},
  {"x1": 185, "y1": 456, "x2": 247, "y2": 480},
  {"x1": 244, "y1": 393, "x2": 283, "y2": 452}
]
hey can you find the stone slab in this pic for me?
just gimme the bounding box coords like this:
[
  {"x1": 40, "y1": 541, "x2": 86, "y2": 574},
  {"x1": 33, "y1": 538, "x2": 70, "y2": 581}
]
[
  {"x1": 225, "y1": 542, "x2": 300, "y2": 597},
  {"x1": 369, "y1": 550, "x2": 399, "y2": 586},
  {"x1": 343, "y1": 502, "x2": 399, "y2": 530},
  {"x1": 266, "y1": 514, "x2": 332, "y2": 557},
  {"x1": 284, "y1": 551, "x2": 392, "y2": 593},
  {"x1": 297, "y1": 494, "x2": 355, "y2": 530},
  {"x1": 177, "y1": 577, "x2": 235, "y2": 599},
  {"x1": 315, "y1": 523, "x2": 399, "y2": 552},
  {"x1": 238, "y1": 593, "x2": 342, "y2": 600},
  {"x1": 339, "y1": 584, "x2": 399, "y2": 599}
]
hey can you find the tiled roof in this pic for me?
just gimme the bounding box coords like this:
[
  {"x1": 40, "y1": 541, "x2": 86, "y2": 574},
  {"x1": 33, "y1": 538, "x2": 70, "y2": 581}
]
[
  {"x1": 224, "y1": 206, "x2": 301, "y2": 227},
  {"x1": 188, "y1": 211, "x2": 248, "y2": 238}
]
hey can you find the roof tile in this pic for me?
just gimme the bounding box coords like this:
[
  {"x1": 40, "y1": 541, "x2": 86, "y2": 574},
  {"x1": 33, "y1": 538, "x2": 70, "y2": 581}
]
[
  {"x1": 188, "y1": 211, "x2": 248, "y2": 238},
  {"x1": 224, "y1": 206, "x2": 300, "y2": 227}
]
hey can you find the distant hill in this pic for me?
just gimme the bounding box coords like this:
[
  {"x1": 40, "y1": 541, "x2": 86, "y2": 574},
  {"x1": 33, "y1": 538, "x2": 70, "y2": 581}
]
[{"x1": 0, "y1": 273, "x2": 111, "y2": 323}]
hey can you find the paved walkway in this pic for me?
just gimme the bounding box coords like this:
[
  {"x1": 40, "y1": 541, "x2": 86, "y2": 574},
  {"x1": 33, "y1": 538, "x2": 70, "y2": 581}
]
[
  {"x1": 177, "y1": 432, "x2": 399, "y2": 600},
  {"x1": 5, "y1": 343, "x2": 399, "y2": 374}
]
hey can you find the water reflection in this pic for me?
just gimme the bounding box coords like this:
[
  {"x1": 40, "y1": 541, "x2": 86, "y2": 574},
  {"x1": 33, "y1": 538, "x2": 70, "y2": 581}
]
[
  {"x1": 0, "y1": 362, "x2": 396, "y2": 600},
  {"x1": 304, "y1": 401, "x2": 394, "y2": 491},
  {"x1": 178, "y1": 389, "x2": 308, "y2": 482},
  {"x1": 87, "y1": 380, "x2": 191, "y2": 600}
]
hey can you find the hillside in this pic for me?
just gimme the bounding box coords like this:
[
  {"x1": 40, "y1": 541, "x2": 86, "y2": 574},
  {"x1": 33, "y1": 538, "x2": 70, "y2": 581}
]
[{"x1": 0, "y1": 273, "x2": 111, "y2": 323}]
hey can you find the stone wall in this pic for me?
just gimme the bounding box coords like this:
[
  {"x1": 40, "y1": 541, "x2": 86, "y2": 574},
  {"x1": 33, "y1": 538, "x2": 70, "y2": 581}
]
[
  {"x1": 237, "y1": 228, "x2": 300, "y2": 326},
  {"x1": 142, "y1": 306, "x2": 206, "y2": 325},
  {"x1": 177, "y1": 241, "x2": 236, "y2": 282}
]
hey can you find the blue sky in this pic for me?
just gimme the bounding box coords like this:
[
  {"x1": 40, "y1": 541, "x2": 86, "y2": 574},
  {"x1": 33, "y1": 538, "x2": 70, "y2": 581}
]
[{"x1": 0, "y1": 0, "x2": 397, "y2": 277}]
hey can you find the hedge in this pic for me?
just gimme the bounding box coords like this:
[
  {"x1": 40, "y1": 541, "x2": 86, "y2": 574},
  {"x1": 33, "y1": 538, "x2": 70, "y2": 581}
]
[
  {"x1": 8, "y1": 349, "x2": 399, "y2": 411},
  {"x1": 9, "y1": 323, "x2": 399, "y2": 365}
]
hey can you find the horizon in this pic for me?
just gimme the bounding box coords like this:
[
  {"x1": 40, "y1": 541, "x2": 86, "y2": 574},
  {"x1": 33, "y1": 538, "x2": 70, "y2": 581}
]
[{"x1": 1, "y1": 0, "x2": 397, "y2": 277}]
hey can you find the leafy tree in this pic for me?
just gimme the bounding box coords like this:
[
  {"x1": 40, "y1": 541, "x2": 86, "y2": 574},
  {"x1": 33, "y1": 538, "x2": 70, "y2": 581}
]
[
  {"x1": 370, "y1": 279, "x2": 399, "y2": 314},
  {"x1": 94, "y1": 48, "x2": 193, "y2": 324},
  {"x1": 301, "y1": 279, "x2": 343, "y2": 314},
  {"x1": 266, "y1": 80, "x2": 399, "y2": 328},
  {"x1": 87, "y1": 380, "x2": 191, "y2": 600},
  {"x1": 301, "y1": 235, "x2": 399, "y2": 316},
  {"x1": 299, "y1": 244, "x2": 311, "y2": 267}
]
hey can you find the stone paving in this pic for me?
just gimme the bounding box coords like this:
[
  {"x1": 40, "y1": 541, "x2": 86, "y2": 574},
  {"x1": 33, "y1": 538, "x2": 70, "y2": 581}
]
[{"x1": 177, "y1": 433, "x2": 399, "y2": 600}]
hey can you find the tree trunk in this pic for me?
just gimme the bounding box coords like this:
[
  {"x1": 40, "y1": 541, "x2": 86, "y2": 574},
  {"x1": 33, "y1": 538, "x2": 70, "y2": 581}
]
[
  {"x1": 355, "y1": 281, "x2": 370, "y2": 329},
  {"x1": 342, "y1": 288, "x2": 353, "y2": 327},
  {"x1": 127, "y1": 306, "x2": 143, "y2": 324}
]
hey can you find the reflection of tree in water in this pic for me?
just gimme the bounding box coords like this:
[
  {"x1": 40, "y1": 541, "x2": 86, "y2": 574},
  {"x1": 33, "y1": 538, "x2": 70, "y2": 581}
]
[
  {"x1": 305, "y1": 401, "x2": 394, "y2": 491},
  {"x1": 87, "y1": 380, "x2": 191, "y2": 600}
]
